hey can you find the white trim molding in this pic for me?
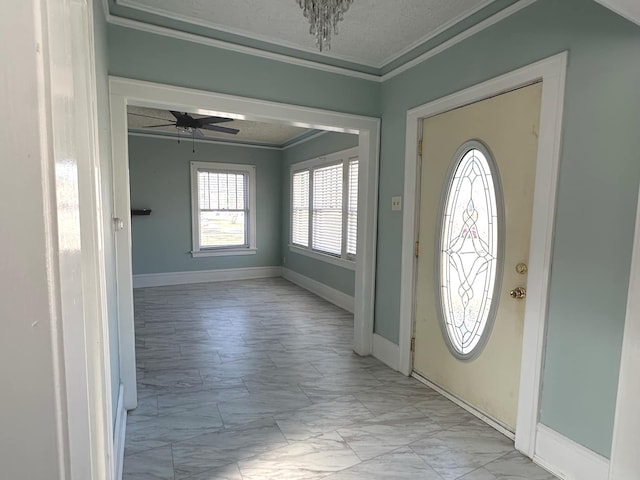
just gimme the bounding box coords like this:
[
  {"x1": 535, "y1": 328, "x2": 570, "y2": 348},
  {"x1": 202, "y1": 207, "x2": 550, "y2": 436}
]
[
  {"x1": 191, "y1": 248, "x2": 257, "y2": 258},
  {"x1": 372, "y1": 334, "x2": 400, "y2": 371},
  {"x1": 113, "y1": 385, "x2": 127, "y2": 480},
  {"x1": 133, "y1": 266, "x2": 282, "y2": 288},
  {"x1": 608, "y1": 155, "x2": 640, "y2": 479},
  {"x1": 398, "y1": 52, "x2": 568, "y2": 459},
  {"x1": 289, "y1": 146, "x2": 359, "y2": 269},
  {"x1": 282, "y1": 268, "x2": 354, "y2": 313},
  {"x1": 109, "y1": 76, "x2": 379, "y2": 408},
  {"x1": 534, "y1": 425, "x2": 610, "y2": 480},
  {"x1": 380, "y1": 0, "x2": 537, "y2": 81},
  {"x1": 189, "y1": 161, "x2": 257, "y2": 256},
  {"x1": 594, "y1": 0, "x2": 640, "y2": 27}
]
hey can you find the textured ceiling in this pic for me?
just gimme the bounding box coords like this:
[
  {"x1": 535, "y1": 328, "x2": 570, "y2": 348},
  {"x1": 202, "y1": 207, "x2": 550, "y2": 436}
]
[
  {"x1": 116, "y1": 0, "x2": 495, "y2": 67},
  {"x1": 128, "y1": 106, "x2": 313, "y2": 145}
]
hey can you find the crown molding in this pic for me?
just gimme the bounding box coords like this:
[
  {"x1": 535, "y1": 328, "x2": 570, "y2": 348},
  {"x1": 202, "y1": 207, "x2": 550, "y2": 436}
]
[
  {"x1": 128, "y1": 130, "x2": 282, "y2": 150},
  {"x1": 380, "y1": 0, "x2": 537, "y2": 81},
  {"x1": 376, "y1": 0, "x2": 497, "y2": 68},
  {"x1": 127, "y1": 128, "x2": 329, "y2": 151},
  {"x1": 594, "y1": 0, "x2": 640, "y2": 26},
  {"x1": 103, "y1": 0, "x2": 539, "y2": 83}
]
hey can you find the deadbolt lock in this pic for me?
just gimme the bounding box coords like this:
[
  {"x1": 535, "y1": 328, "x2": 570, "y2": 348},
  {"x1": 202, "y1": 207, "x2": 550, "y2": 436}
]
[
  {"x1": 515, "y1": 263, "x2": 528, "y2": 274},
  {"x1": 510, "y1": 287, "x2": 527, "y2": 299}
]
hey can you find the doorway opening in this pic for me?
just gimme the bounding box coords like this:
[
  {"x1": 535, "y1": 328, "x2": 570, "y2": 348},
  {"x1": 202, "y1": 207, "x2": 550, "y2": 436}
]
[{"x1": 109, "y1": 77, "x2": 380, "y2": 411}]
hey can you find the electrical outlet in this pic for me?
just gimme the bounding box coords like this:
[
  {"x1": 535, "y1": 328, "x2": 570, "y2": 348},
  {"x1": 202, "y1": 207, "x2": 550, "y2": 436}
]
[{"x1": 391, "y1": 196, "x2": 402, "y2": 211}]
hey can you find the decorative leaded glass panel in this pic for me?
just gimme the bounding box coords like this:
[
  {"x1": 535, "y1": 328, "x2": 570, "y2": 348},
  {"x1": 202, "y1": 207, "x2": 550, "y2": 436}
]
[{"x1": 437, "y1": 141, "x2": 503, "y2": 359}]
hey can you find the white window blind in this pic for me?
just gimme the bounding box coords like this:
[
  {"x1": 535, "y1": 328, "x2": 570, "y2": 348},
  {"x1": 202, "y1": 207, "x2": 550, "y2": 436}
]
[
  {"x1": 197, "y1": 170, "x2": 247, "y2": 248},
  {"x1": 347, "y1": 160, "x2": 358, "y2": 256},
  {"x1": 312, "y1": 163, "x2": 343, "y2": 256},
  {"x1": 291, "y1": 170, "x2": 309, "y2": 247}
]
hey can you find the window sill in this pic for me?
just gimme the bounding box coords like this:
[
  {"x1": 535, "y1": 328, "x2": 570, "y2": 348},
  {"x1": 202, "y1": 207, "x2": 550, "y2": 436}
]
[
  {"x1": 191, "y1": 248, "x2": 257, "y2": 258},
  {"x1": 288, "y1": 245, "x2": 356, "y2": 271}
]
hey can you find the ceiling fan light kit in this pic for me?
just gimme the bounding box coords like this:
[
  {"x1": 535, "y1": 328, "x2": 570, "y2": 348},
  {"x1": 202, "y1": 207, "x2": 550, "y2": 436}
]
[
  {"x1": 129, "y1": 110, "x2": 240, "y2": 153},
  {"x1": 296, "y1": 0, "x2": 354, "y2": 51}
]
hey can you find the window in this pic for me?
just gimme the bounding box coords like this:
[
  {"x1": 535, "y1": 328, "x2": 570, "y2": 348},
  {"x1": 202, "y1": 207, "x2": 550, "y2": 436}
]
[
  {"x1": 436, "y1": 141, "x2": 504, "y2": 360},
  {"x1": 190, "y1": 162, "x2": 256, "y2": 257},
  {"x1": 290, "y1": 147, "x2": 358, "y2": 269}
]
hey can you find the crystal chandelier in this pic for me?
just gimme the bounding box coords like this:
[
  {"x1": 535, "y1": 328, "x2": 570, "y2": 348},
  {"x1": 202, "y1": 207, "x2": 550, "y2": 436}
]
[{"x1": 296, "y1": 0, "x2": 354, "y2": 52}]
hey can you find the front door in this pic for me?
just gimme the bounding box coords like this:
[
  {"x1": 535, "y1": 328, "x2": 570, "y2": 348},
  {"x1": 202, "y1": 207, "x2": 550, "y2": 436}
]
[{"x1": 413, "y1": 83, "x2": 542, "y2": 431}]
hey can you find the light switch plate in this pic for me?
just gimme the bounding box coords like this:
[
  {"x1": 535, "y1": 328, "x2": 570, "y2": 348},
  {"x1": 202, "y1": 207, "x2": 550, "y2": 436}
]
[{"x1": 391, "y1": 196, "x2": 402, "y2": 211}]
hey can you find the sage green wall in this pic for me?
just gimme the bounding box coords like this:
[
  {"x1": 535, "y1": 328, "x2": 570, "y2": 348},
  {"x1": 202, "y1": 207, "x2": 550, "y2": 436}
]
[
  {"x1": 129, "y1": 136, "x2": 282, "y2": 274},
  {"x1": 282, "y1": 132, "x2": 359, "y2": 296},
  {"x1": 93, "y1": 0, "x2": 120, "y2": 428},
  {"x1": 108, "y1": 25, "x2": 380, "y2": 118},
  {"x1": 378, "y1": 0, "x2": 640, "y2": 457}
]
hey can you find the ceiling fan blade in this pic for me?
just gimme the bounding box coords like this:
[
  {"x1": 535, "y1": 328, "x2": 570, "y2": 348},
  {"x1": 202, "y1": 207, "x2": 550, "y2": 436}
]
[
  {"x1": 196, "y1": 116, "x2": 235, "y2": 125},
  {"x1": 200, "y1": 124, "x2": 240, "y2": 135},
  {"x1": 145, "y1": 123, "x2": 177, "y2": 128},
  {"x1": 129, "y1": 113, "x2": 173, "y2": 121},
  {"x1": 193, "y1": 129, "x2": 205, "y2": 138},
  {"x1": 169, "y1": 110, "x2": 184, "y2": 120}
]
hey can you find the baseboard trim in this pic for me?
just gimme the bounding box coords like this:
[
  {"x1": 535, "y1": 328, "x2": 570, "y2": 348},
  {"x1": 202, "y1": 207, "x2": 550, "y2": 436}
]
[
  {"x1": 412, "y1": 371, "x2": 515, "y2": 441},
  {"x1": 534, "y1": 424, "x2": 610, "y2": 480},
  {"x1": 132, "y1": 266, "x2": 282, "y2": 288},
  {"x1": 113, "y1": 384, "x2": 127, "y2": 480},
  {"x1": 281, "y1": 268, "x2": 354, "y2": 313},
  {"x1": 372, "y1": 333, "x2": 400, "y2": 371}
]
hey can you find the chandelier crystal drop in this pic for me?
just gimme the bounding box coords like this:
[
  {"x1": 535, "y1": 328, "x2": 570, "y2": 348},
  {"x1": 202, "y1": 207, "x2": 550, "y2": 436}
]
[{"x1": 296, "y1": 0, "x2": 354, "y2": 52}]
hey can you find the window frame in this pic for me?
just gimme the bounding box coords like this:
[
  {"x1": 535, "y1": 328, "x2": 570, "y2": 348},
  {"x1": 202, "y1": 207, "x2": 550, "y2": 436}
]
[
  {"x1": 190, "y1": 161, "x2": 257, "y2": 258},
  {"x1": 435, "y1": 140, "x2": 505, "y2": 361},
  {"x1": 289, "y1": 147, "x2": 358, "y2": 271}
]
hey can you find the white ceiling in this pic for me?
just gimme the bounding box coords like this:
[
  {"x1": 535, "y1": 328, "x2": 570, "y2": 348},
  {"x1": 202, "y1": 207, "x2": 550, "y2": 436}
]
[
  {"x1": 128, "y1": 106, "x2": 313, "y2": 145},
  {"x1": 116, "y1": 0, "x2": 496, "y2": 67}
]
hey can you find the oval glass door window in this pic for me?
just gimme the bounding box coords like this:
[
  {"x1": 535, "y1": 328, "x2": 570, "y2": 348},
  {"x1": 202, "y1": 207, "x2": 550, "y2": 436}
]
[{"x1": 437, "y1": 141, "x2": 504, "y2": 360}]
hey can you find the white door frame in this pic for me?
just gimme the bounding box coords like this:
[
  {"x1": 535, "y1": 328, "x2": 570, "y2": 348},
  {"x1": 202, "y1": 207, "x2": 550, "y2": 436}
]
[
  {"x1": 9, "y1": 0, "x2": 115, "y2": 478},
  {"x1": 608, "y1": 186, "x2": 640, "y2": 477},
  {"x1": 398, "y1": 52, "x2": 568, "y2": 457},
  {"x1": 109, "y1": 77, "x2": 380, "y2": 409}
]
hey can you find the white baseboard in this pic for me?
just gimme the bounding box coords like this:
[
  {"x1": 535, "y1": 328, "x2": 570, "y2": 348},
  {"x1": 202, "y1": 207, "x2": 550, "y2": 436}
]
[
  {"x1": 281, "y1": 268, "x2": 354, "y2": 313},
  {"x1": 534, "y1": 424, "x2": 610, "y2": 480},
  {"x1": 372, "y1": 333, "x2": 400, "y2": 371},
  {"x1": 412, "y1": 371, "x2": 516, "y2": 441},
  {"x1": 113, "y1": 384, "x2": 127, "y2": 480},
  {"x1": 132, "y1": 266, "x2": 282, "y2": 288}
]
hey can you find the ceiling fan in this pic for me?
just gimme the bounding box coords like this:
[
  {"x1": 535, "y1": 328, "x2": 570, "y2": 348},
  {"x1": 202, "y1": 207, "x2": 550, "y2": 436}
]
[{"x1": 130, "y1": 110, "x2": 240, "y2": 137}]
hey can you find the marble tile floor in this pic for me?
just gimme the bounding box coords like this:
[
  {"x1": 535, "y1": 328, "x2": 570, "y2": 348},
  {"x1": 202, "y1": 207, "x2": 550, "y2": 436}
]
[{"x1": 124, "y1": 278, "x2": 556, "y2": 480}]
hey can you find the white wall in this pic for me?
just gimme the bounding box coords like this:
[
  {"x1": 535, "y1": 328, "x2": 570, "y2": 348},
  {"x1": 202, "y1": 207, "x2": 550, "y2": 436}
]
[
  {"x1": 0, "y1": 0, "x2": 113, "y2": 478},
  {"x1": 0, "y1": 2, "x2": 70, "y2": 478},
  {"x1": 93, "y1": 0, "x2": 121, "y2": 426}
]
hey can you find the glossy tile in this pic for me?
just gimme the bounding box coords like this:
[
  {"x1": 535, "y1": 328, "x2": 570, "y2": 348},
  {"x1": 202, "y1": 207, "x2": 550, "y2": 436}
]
[
  {"x1": 125, "y1": 279, "x2": 556, "y2": 480},
  {"x1": 410, "y1": 420, "x2": 515, "y2": 480},
  {"x1": 122, "y1": 445, "x2": 174, "y2": 480},
  {"x1": 171, "y1": 417, "x2": 288, "y2": 479},
  {"x1": 237, "y1": 431, "x2": 361, "y2": 480},
  {"x1": 322, "y1": 446, "x2": 442, "y2": 480},
  {"x1": 483, "y1": 451, "x2": 557, "y2": 479},
  {"x1": 337, "y1": 407, "x2": 442, "y2": 460}
]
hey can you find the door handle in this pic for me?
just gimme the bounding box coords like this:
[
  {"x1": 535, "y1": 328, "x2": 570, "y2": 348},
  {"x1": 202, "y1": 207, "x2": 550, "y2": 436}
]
[{"x1": 509, "y1": 287, "x2": 526, "y2": 299}]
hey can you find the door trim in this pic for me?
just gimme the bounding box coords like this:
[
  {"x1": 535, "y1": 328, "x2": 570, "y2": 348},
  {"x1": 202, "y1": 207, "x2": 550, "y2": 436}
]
[
  {"x1": 608, "y1": 168, "x2": 640, "y2": 477},
  {"x1": 109, "y1": 76, "x2": 380, "y2": 410},
  {"x1": 398, "y1": 52, "x2": 568, "y2": 457}
]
